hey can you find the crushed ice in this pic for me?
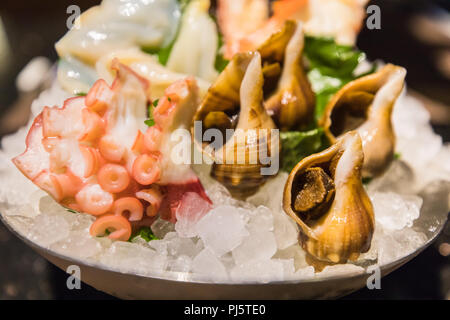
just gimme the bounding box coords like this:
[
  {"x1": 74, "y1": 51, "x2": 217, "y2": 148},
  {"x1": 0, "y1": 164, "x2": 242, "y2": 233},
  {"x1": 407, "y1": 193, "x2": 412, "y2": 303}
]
[{"x1": 0, "y1": 84, "x2": 449, "y2": 283}]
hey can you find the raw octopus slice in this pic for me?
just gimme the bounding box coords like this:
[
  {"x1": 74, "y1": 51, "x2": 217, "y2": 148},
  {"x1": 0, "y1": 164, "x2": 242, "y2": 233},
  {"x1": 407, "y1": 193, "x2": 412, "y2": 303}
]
[{"x1": 13, "y1": 60, "x2": 211, "y2": 241}]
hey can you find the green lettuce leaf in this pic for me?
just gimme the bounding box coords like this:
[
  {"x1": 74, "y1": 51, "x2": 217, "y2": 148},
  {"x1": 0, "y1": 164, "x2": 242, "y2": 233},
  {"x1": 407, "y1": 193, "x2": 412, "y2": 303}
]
[
  {"x1": 304, "y1": 36, "x2": 373, "y2": 120},
  {"x1": 280, "y1": 128, "x2": 330, "y2": 173}
]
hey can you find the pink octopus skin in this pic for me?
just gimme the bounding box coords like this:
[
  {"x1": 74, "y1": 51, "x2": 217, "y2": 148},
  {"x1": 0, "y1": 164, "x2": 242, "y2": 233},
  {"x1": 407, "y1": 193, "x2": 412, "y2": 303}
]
[{"x1": 13, "y1": 60, "x2": 211, "y2": 241}]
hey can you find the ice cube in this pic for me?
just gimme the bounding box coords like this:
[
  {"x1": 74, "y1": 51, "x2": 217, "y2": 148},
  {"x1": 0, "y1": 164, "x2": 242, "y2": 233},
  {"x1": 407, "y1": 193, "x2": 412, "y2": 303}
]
[
  {"x1": 66, "y1": 211, "x2": 95, "y2": 231},
  {"x1": 272, "y1": 209, "x2": 299, "y2": 250},
  {"x1": 247, "y1": 206, "x2": 274, "y2": 233},
  {"x1": 51, "y1": 229, "x2": 101, "y2": 259},
  {"x1": 416, "y1": 144, "x2": 450, "y2": 188},
  {"x1": 367, "y1": 160, "x2": 416, "y2": 195},
  {"x1": 220, "y1": 252, "x2": 236, "y2": 270},
  {"x1": 100, "y1": 241, "x2": 167, "y2": 276},
  {"x1": 416, "y1": 180, "x2": 450, "y2": 237},
  {"x1": 196, "y1": 205, "x2": 249, "y2": 257},
  {"x1": 151, "y1": 217, "x2": 175, "y2": 239},
  {"x1": 375, "y1": 226, "x2": 427, "y2": 265},
  {"x1": 293, "y1": 266, "x2": 316, "y2": 279},
  {"x1": 232, "y1": 230, "x2": 277, "y2": 265},
  {"x1": 274, "y1": 244, "x2": 310, "y2": 270},
  {"x1": 247, "y1": 175, "x2": 298, "y2": 250},
  {"x1": 247, "y1": 172, "x2": 288, "y2": 212},
  {"x1": 0, "y1": 170, "x2": 39, "y2": 206},
  {"x1": 175, "y1": 192, "x2": 212, "y2": 238},
  {"x1": 393, "y1": 95, "x2": 443, "y2": 171},
  {"x1": 397, "y1": 127, "x2": 442, "y2": 171},
  {"x1": 229, "y1": 260, "x2": 284, "y2": 283},
  {"x1": 278, "y1": 258, "x2": 295, "y2": 279},
  {"x1": 370, "y1": 192, "x2": 422, "y2": 231},
  {"x1": 204, "y1": 182, "x2": 243, "y2": 208},
  {"x1": 167, "y1": 255, "x2": 192, "y2": 273},
  {"x1": 279, "y1": 259, "x2": 315, "y2": 280},
  {"x1": 2, "y1": 203, "x2": 36, "y2": 218},
  {"x1": 28, "y1": 213, "x2": 70, "y2": 247},
  {"x1": 393, "y1": 94, "x2": 431, "y2": 138},
  {"x1": 191, "y1": 248, "x2": 228, "y2": 282},
  {"x1": 148, "y1": 239, "x2": 168, "y2": 256},
  {"x1": 166, "y1": 236, "x2": 199, "y2": 258},
  {"x1": 39, "y1": 196, "x2": 67, "y2": 216}
]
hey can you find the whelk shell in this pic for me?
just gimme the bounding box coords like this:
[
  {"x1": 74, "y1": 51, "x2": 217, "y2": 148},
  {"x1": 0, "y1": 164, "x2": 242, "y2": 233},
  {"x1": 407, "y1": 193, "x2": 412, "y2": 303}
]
[
  {"x1": 192, "y1": 52, "x2": 279, "y2": 199},
  {"x1": 283, "y1": 131, "x2": 375, "y2": 269},
  {"x1": 320, "y1": 64, "x2": 407, "y2": 178},
  {"x1": 260, "y1": 20, "x2": 315, "y2": 131}
]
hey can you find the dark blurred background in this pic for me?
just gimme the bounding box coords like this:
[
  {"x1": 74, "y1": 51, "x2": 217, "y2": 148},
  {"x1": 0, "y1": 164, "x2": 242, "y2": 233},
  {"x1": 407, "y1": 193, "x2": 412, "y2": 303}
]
[{"x1": 0, "y1": 0, "x2": 448, "y2": 299}]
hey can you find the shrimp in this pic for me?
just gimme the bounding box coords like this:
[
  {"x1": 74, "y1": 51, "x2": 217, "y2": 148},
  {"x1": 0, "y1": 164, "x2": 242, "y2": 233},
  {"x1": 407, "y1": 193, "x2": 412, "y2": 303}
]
[{"x1": 218, "y1": 0, "x2": 369, "y2": 59}]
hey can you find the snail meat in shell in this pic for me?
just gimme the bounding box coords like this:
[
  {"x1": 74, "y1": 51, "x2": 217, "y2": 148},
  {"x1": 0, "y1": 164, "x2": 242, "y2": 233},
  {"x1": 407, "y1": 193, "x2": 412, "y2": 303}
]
[{"x1": 283, "y1": 131, "x2": 375, "y2": 268}]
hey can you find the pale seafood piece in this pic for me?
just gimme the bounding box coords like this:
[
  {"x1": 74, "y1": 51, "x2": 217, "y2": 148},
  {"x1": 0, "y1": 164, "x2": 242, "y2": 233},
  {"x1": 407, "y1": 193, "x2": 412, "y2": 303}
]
[
  {"x1": 55, "y1": 0, "x2": 181, "y2": 66},
  {"x1": 167, "y1": 0, "x2": 219, "y2": 82},
  {"x1": 283, "y1": 131, "x2": 375, "y2": 269},
  {"x1": 300, "y1": 0, "x2": 370, "y2": 45},
  {"x1": 217, "y1": 0, "x2": 269, "y2": 59},
  {"x1": 57, "y1": 56, "x2": 98, "y2": 95},
  {"x1": 217, "y1": 0, "x2": 370, "y2": 58},
  {"x1": 320, "y1": 64, "x2": 407, "y2": 178},
  {"x1": 96, "y1": 47, "x2": 211, "y2": 100}
]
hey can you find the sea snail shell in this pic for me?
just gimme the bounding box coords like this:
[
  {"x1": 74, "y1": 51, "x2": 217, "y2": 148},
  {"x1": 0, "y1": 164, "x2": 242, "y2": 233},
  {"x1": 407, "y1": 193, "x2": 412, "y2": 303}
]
[{"x1": 283, "y1": 131, "x2": 375, "y2": 267}]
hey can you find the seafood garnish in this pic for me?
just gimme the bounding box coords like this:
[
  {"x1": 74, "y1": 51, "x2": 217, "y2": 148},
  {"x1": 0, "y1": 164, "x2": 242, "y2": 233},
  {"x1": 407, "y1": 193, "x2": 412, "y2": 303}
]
[
  {"x1": 13, "y1": 61, "x2": 211, "y2": 241},
  {"x1": 218, "y1": 0, "x2": 369, "y2": 58},
  {"x1": 320, "y1": 64, "x2": 407, "y2": 178},
  {"x1": 217, "y1": 0, "x2": 270, "y2": 59},
  {"x1": 56, "y1": 0, "x2": 181, "y2": 66},
  {"x1": 283, "y1": 131, "x2": 374, "y2": 269},
  {"x1": 56, "y1": 0, "x2": 219, "y2": 97},
  {"x1": 166, "y1": 0, "x2": 219, "y2": 82},
  {"x1": 95, "y1": 48, "x2": 212, "y2": 100}
]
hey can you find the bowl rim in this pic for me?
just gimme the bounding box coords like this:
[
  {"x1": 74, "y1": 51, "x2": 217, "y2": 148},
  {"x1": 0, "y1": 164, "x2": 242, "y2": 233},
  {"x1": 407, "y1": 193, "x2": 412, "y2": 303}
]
[{"x1": 1, "y1": 209, "x2": 447, "y2": 286}]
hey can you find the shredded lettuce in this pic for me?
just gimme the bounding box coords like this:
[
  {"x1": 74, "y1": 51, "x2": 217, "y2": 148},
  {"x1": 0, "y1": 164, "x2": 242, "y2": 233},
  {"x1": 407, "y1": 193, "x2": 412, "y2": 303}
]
[
  {"x1": 129, "y1": 227, "x2": 159, "y2": 242},
  {"x1": 280, "y1": 128, "x2": 329, "y2": 173}
]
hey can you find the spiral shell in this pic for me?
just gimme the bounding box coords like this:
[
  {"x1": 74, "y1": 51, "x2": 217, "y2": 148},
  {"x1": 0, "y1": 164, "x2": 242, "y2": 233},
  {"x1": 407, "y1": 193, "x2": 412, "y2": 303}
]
[
  {"x1": 192, "y1": 52, "x2": 279, "y2": 198},
  {"x1": 320, "y1": 64, "x2": 406, "y2": 178},
  {"x1": 283, "y1": 131, "x2": 375, "y2": 269},
  {"x1": 261, "y1": 20, "x2": 315, "y2": 131}
]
